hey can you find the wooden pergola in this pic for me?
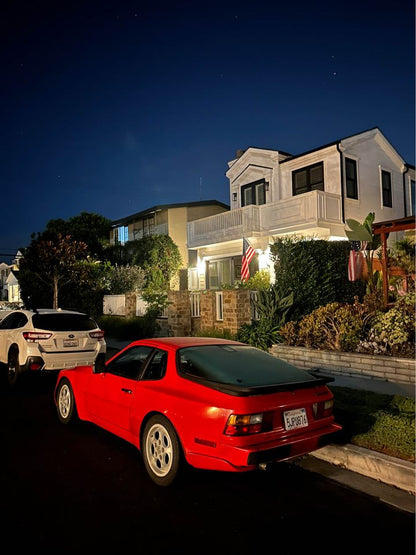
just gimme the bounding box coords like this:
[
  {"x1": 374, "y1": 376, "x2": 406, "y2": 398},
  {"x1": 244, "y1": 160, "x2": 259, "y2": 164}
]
[{"x1": 372, "y1": 215, "x2": 415, "y2": 305}]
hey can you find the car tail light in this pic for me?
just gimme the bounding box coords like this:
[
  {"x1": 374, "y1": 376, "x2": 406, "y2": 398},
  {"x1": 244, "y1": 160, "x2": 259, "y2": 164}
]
[
  {"x1": 224, "y1": 413, "x2": 264, "y2": 436},
  {"x1": 313, "y1": 400, "x2": 333, "y2": 419},
  {"x1": 23, "y1": 332, "x2": 52, "y2": 342},
  {"x1": 89, "y1": 330, "x2": 105, "y2": 340}
]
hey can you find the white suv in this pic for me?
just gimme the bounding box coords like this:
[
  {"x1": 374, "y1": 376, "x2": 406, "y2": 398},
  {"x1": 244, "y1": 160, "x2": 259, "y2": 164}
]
[{"x1": 0, "y1": 309, "x2": 106, "y2": 386}]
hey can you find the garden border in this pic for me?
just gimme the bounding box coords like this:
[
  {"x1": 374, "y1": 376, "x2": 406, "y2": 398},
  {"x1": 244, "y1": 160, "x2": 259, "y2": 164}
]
[{"x1": 270, "y1": 344, "x2": 415, "y2": 386}]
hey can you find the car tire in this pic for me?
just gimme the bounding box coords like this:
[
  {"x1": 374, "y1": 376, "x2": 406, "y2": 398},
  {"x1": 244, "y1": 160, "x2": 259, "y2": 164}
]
[
  {"x1": 142, "y1": 415, "x2": 181, "y2": 486},
  {"x1": 56, "y1": 379, "x2": 78, "y2": 425},
  {"x1": 7, "y1": 348, "x2": 21, "y2": 387}
]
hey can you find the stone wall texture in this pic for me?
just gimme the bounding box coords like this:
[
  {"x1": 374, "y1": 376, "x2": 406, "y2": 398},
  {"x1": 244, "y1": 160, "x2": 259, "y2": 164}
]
[{"x1": 270, "y1": 344, "x2": 415, "y2": 385}]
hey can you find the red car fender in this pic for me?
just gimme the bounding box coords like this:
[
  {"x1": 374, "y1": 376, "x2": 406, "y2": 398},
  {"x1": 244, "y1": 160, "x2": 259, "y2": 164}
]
[{"x1": 55, "y1": 365, "x2": 92, "y2": 420}]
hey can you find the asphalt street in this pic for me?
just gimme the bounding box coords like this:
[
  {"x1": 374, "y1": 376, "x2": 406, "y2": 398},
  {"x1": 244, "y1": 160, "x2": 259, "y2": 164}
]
[{"x1": 1, "y1": 373, "x2": 414, "y2": 554}]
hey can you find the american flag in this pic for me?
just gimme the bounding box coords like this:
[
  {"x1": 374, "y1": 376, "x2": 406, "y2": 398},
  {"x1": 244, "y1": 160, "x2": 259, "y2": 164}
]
[
  {"x1": 241, "y1": 238, "x2": 256, "y2": 282},
  {"x1": 348, "y1": 240, "x2": 367, "y2": 281}
]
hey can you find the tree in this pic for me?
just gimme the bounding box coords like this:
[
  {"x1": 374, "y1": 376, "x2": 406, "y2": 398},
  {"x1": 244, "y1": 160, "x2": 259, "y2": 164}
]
[
  {"x1": 21, "y1": 234, "x2": 89, "y2": 308},
  {"x1": 129, "y1": 235, "x2": 183, "y2": 313},
  {"x1": 43, "y1": 212, "x2": 112, "y2": 258}
]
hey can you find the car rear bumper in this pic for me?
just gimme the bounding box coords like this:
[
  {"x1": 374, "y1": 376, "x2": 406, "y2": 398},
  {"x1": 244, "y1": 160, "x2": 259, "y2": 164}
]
[{"x1": 186, "y1": 423, "x2": 342, "y2": 472}]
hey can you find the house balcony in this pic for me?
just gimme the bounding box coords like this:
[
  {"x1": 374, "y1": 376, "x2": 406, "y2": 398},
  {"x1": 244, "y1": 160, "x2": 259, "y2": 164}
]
[
  {"x1": 187, "y1": 191, "x2": 344, "y2": 248},
  {"x1": 129, "y1": 223, "x2": 169, "y2": 242}
]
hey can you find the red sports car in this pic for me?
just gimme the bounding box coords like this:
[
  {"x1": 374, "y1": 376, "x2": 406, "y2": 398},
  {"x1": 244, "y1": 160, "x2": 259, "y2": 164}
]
[{"x1": 54, "y1": 337, "x2": 341, "y2": 486}]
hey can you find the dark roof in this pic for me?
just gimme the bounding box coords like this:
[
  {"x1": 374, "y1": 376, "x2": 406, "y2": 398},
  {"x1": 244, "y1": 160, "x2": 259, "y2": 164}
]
[
  {"x1": 279, "y1": 127, "x2": 382, "y2": 164},
  {"x1": 111, "y1": 200, "x2": 229, "y2": 227}
]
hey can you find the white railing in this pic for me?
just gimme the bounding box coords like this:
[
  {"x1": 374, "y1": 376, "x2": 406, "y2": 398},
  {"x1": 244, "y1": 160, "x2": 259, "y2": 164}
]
[
  {"x1": 190, "y1": 292, "x2": 201, "y2": 317},
  {"x1": 131, "y1": 223, "x2": 169, "y2": 241},
  {"x1": 187, "y1": 191, "x2": 342, "y2": 247}
]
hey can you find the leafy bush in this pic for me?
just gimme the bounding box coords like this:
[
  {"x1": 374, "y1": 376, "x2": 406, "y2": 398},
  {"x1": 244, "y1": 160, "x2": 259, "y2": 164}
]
[
  {"x1": 237, "y1": 320, "x2": 280, "y2": 351},
  {"x1": 270, "y1": 237, "x2": 365, "y2": 321},
  {"x1": 332, "y1": 387, "x2": 415, "y2": 461},
  {"x1": 236, "y1": 283, "x2": 294, "y2": 350},
  {"x1": 98, "y1": 314, "x2": 159, "y2": 340},
  {"x1": 280, "y1": 292, "x2": 415, "y2": 357},
  {"x1": 357, "y1": 293, "x2": 415, "y2": 357},
  {"x1": 280, "y1": 300, "x2": 370, "y2": 351}
]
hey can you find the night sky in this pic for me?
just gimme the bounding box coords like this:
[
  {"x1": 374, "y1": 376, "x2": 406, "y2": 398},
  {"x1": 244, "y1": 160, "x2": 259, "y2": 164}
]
[{"x1": 2, "y1": 0, "x2": 415, "y2": 262}]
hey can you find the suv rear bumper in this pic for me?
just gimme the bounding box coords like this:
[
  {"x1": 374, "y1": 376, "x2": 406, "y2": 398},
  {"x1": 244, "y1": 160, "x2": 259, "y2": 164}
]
[{"x1": 21, "y1": 356, "x2": 45, "y2": 372}]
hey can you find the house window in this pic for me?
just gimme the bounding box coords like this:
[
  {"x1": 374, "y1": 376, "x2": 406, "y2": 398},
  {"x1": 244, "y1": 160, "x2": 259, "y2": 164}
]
[
  {"x1": 345, "y1": 158, "x2": 358, "y2": 199},
  {"x1": 292, "y1": 162, "x2": 324, "y2": 195},
  {"x1": 241, "y1": 179, "x2": 267, "y2": 207},
  {"x1": 381, "y1": 170, "x2": 392, "y2": 207},
  {"x1": 207, "y1": 256, "x2": 259, "y2": 289},
  {"x1": 208, "y1": 259, "x2": 231, "y2": 289},
  {"x1": 116, "y1": 225, "x2": 129, "y2": 244},
  {"x1": 411, "y1": 180, "x2": 415, "y2": 216}
]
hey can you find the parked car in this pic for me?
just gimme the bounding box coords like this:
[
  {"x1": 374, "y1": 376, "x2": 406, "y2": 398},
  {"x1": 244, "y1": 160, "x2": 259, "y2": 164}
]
[
  {"x1": 0, "y1": 308, "x2": 106, "y2": 386},
  {"x1": 54, "y1": 337, "x2": 341, "y2": 486}
]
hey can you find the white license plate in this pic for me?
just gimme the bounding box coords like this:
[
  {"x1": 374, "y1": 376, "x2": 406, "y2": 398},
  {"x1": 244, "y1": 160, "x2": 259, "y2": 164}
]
[
  {"x1": 283, "y1": 408, "x2": 309, "y2": 431},
  {"x1": 63, "y1": 339, "x2": 79, "y2": 348}
]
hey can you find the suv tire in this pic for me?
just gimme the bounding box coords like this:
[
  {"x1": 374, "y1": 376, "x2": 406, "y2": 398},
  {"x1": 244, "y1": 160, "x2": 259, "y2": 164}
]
[{"x1": 7, "y1": 348, "x2": 21, "y2": 387}]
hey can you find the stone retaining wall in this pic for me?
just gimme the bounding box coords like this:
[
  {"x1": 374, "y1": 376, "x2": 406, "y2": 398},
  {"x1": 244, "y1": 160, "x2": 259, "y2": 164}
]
[{"x1": 270, "y1": 344, "x2": 415, "y2": 385}]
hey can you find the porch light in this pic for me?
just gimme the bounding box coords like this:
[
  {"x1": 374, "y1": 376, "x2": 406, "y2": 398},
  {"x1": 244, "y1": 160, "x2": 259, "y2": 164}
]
[
  {"x1": 232, "y1": 192, "x2": 237, "y2": 201},
  {"x1": 197, "y1": 256, "x2": 206, "y2": 276}
]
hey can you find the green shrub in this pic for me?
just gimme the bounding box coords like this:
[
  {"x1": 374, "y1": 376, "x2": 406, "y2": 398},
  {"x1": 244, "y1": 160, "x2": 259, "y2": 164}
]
[
  {"x1": 331, "y1": 387, "x2": 415, "y2": 461},
  {"x1": 270, "y1": 237, "x2": 365, "y2": 321},
  {"x1": 357, "y1": 293, "x2": 415, "y2": 357},
  {"x1": 280, "y1": 300, "x2": 369, "y2": 351},
  {"x1": 280, "y1": 292, "x2": 415, "y2": 357},
  {"x1": 98, "y1": 314, "x2": 159, "y2": 340},
  {"x1": 237, "y1": 320, "x2": 280, "y2": 351}
]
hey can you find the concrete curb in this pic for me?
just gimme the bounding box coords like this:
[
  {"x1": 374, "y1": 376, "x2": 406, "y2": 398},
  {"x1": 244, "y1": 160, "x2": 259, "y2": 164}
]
[{"x1": 312, "y1": 444, "x2": 415, "y2": 494}]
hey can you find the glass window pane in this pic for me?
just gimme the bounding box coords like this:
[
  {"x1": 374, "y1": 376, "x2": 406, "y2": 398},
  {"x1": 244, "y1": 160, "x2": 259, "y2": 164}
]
[{"x1": 256, "y1": 183, "x2": 265, "y2": 205}]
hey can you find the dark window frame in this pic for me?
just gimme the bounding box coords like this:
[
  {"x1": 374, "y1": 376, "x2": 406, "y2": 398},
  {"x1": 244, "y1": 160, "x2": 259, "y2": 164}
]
[
  {"x1": 345, "y1": 158, "x2": 358, "y2": 199},
  {"x1": 292, "y1": 162, "x2": 324, "y2": 196},
  {"x1": 241, "y1": 179, "x2": 267, "y2": 207},
  {"x1": 381, "y1": 170, "x2": 392, "y2": 207}
]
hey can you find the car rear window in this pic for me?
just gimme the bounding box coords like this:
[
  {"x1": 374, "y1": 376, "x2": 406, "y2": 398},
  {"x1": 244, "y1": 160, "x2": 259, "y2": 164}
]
[
  {"x1": 177, "y1": 344, "x2": 318, "y2": 389},
  {"x1": 32, "y1": 313, "x2": 99, "y2": 332}
]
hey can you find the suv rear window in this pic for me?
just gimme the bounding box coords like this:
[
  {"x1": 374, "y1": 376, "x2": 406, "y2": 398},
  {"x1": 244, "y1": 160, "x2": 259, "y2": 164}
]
[{"x1": 32, "y1": 313, "x2": 98, "y2": 332}]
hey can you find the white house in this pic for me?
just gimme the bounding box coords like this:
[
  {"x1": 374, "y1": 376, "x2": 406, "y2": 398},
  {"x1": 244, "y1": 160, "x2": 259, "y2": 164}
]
[
  {"x1": 187, "y1": 127, "x2": 415, "y2": 289},
  {"x1": 0, "y1": 251, "x2": 23, "y2": 303}
]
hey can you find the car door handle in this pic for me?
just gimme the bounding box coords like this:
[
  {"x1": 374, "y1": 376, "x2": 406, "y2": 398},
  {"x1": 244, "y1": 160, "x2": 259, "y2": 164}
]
[{"x1": 121, "y1": 388, "x2": 132, "y2": 394}]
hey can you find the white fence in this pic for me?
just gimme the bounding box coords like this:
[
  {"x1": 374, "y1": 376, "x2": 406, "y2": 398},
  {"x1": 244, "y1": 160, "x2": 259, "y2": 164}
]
[{"x1": 103, "y1": 294, "x2": 149, "y2": 317}]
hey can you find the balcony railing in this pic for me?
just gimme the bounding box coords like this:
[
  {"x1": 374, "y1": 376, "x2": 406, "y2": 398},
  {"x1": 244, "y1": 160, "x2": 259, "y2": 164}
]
[
  {"x1": 130, "y1": 223, "x2": 169, "y2": 241},
  {"x1": 187, "y1": 191, "x2": 342, "y2": 247}
]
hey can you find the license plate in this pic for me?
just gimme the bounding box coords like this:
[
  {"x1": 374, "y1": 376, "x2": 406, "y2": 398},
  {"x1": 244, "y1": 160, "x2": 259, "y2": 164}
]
[
  {"x1": 63, "y1": 339, "x2": 78, "y2": 348},
  {"x1": 283, "y1": 408, "x2": 308, "y2": 431}
]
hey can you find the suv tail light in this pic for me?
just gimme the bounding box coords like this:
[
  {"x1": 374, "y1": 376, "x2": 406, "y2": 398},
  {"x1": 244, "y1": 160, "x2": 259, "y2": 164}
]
[
  {"x1": 23, "y1": 332, "x2": 53, "y2": 342},
  {"x1": 89, "y1": 330, "x2": 105, "y2": 340}
]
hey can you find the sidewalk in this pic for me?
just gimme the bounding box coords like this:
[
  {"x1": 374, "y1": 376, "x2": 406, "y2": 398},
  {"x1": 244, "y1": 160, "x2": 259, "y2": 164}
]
[{"x1": 311, "y1": 368, "x2": 415, "y2": 503}]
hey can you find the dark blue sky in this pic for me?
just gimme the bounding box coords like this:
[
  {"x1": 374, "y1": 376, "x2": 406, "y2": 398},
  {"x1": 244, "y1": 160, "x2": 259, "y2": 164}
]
[{"x1": 2, "y1": 0, "x2": 415, "y2": 261}]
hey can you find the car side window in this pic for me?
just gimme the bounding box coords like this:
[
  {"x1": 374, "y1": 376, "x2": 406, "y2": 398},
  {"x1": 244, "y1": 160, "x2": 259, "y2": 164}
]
[
  {"x1": 141, "y1": 349, "x2": 167, "y2": 381},
  {"x1": 106, "y1": 346, "x2": 153, "y2": 380},
  {"x1": 0, "y1": 313, "x2": 28, "y2": 329}
]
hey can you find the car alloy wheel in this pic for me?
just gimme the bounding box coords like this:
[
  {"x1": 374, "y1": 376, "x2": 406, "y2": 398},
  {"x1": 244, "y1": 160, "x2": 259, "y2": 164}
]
[
  {"x1": 57, "y1": 379, "x2": 77, "y2": 424},
  {"x1": 143, "y1": 415, "x2": 180, "y2": 486}
]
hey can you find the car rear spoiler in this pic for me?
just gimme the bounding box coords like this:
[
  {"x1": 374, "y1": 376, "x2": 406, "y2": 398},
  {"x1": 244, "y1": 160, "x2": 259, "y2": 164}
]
[{"x1": 181, "y1": 370, "x2": 335, "y2": 397}]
